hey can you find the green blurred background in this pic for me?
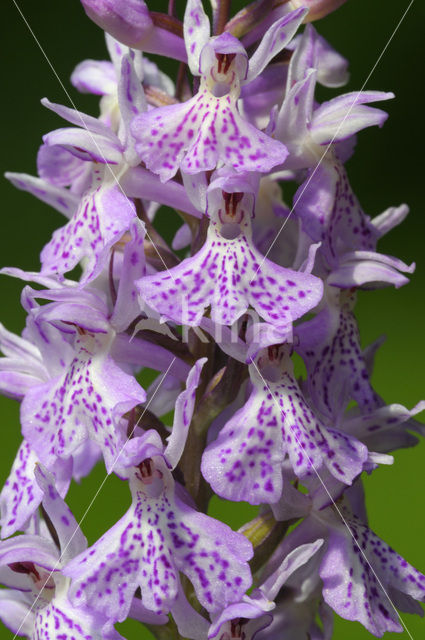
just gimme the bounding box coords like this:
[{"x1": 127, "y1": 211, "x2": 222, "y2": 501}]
[{"x1": 1, "y1": 0, "x2": 424, "y2": 638}]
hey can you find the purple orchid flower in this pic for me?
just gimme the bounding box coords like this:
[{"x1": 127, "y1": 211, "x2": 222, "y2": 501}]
[
  {"x1": 137, "y1": 175, "x2": 322, "y2": 329},
  {"x1": 202, "y1": 343, "x2": 368, "y2": 505},
  {"x1": 63, "y1": 360, "x2": 254, "y2": 636},
  {"x1": 131, "y1": 2, "x2": 309, "y2": 181}
]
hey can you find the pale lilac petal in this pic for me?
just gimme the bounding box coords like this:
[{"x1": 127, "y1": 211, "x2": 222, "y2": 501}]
[
  {"x1": 120, "y1": 166, "x2": 202, "y2": 217},
  {"x1": 275, "y1": 70, "x2": 317, "y2": 170},
  {"x1": 343, "y1": 400, "x2": 425, "y2": 453},
  {"x1": 327, "y1": 250, "x2": 415, "y2": 289},
  {"x1": 4, "y1": 172, "x2": 79, "y2": 219},
  {"x1": 43, "y1": 128, "x2": 122, "y2": 165},
  {"x1": 34, "y1": 465, "x2": 87, "y2": 563},
  {"x1": 165, "y1": 357, "x2": 207, "y2": 469},
  {"x1": 71, "y1": 59, "x2": 117, "y2": 95},
  {"x1": 111, "y1": 334, "x2": 190, "y2": 381},
  {"x1": 371, "y1": 203, "x2": 409, "y2": 237},
  {"x1": 117, "y1": 55, "x2": 146, "y2": 164},
  {"x1": 261, "y1": 539, "x2": 324, "y2": 601},
  {"x1": 110, "y1": 218, "x2": 146, "y2": 332},
  {"x1": 183, "y1": 0, "x2": 210, "y2": 75},
  {"x1": 310, "y1": 91, "x2": 394, "y2": 145},
  {"x1": 37, "y1": 143, "x2": 89, "y2": 190},
  {"x1": 288, "y1": 24, "x2": 349, "y2": 88},
  {"x1": 0, "y1": 535, "x2": 58, "y2": 571},
  {"x1": 172, "y1": 223, "x2": 191, "y2": 250},
  {"x1": 245, "y1": 8, "x2": 307, "y2": 83},
  {"x1": 41, "y1": 98, "x2": 115, "y2": 137},
  {"x1": 0, "y1": 590, "x2": 34, "y2": 637}
]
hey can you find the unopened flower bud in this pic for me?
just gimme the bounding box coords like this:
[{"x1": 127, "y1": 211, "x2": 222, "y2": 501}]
[
  {"x1": 288, "y1": 0, "x2": 347, "y2": 21},
  {"x1": 80, "y1": 0, "x2": 186, "y2": 60},
  {"x1": 80, "y1": 0, "x2": 153, "y2": 48}
]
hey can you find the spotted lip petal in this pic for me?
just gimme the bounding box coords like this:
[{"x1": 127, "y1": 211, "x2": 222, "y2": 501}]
[
  {"x1": 21, "y1": 331, "x2": 146, "y2": 473},
  {"x1": 0, "y1": 441, "x2": 72, "y2": 539},
  {"x1": 202, "y1": 348, "x2": 368, "y2": 505},
  {"x1": 131, "y1": 28, "x2": 288, "y2": 182},
  {"x1": 296, "y1": 290, "x2": 381, "y2": 421},
  {"x1": 64, "y1": 463, "x2": 252, "y2": 621},
  {"x1": 319, "y1": 513, "x2": 425, "y2": 636},
  {"x1": 40, "y1": 176, "x2": 136, "y2": 283},
  {"x1": 132, "y1": 90, "x2": 288, "y2": 183},
  {"x1": 137, "y1": 194, "x2": 322, "y2": 329}
]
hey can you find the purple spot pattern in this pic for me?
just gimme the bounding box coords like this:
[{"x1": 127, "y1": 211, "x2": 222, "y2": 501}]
[
  {"x1": 65, "y1": 469, "x2": 252, "y2": 620},
  {"x1": 137, "y1": 210, "x2": 322, "y2": 328},
  {"x1": 40, "y1": 174, "x2": 135, "y2": 282},
  {"x1": 320, "y1": 516, "x2": 425, "y2": 636},
  {"x1": 21, "y1": 333, "x2": 145, "y2": 472},
  {"x1": 202, "y1": 363, "x2": 368, "y2": 505},
  {"x1": 0, "y1": 441, "x2": 72, "y2": 538},
  {"x1": 296, "y1": 162, "x2": 378, "y2": 267},
  {"x1": 132, "y1": 86, "x2": 287, "y2": 182},
  {"x1": 298, "y1": 299, "x2": 380, "y2": 422},
  {"x1": 34, "y1": 600, "x2": 97, "y2": 640},
  {"x1": 0, "y1": 441, "x2": 42, "y2": 536}
]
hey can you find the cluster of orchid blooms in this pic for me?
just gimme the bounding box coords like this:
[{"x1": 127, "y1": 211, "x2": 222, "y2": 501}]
[{"x1": 1, "y1": 0, "x2": 424, "y2": 638}]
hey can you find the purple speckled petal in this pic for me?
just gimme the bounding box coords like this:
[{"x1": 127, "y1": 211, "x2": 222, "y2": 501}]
[
  {"x1": 71, "y1": 59, "x2": 117, "y2": 96},
  {"x1": 0, "y1": 441, "x2": 72, "y2": 538},
  {"x1": 296, "y1": 289, "x2": 381, "y2": 420},
  {"x1": 310, "y1": 91, "x2": 393, "y2": 145},
  {"x1": 132, "y1": 89, "x2": 287, "y2": 182},
  {"x1": 165, "y1": 357, "x2": 207, "y2": 469},
  {"x1": 21, "y1": 331, "x2": 146, "y2": 473},
  {"x1": 342, "y1": 400, "x2": 425, "y2": 454},
  {"x1": 65, "y1": 462, "x2": 252, "y2": 619},
  {"x1": 294, "y1": 162, "x2": 379, "y2": 265},
  {"x1": 34, "y1": 594, "x2": 124, "y2": 640},
  {"x1": 202, "y1": 347, "x2": 367, "y2": 505},
  {"x1": 245, "y1": 8, "x2": 307, "y2": 83},
  {"x1": 320, "y1": 515, "x2": 425, "y2": 636},
  {"x1": 5, "y1": 172, "x2": 79, "y2": 219},
  {"x1": 137, "y1": 195, "x2": 322, "y2": 328},
  {"x1": 40, "y1": 177, "x2": 136, "y2": 282},
  {"x1": 183, "y1": 0, "x2": 210, "y2": 75},
  {"x1": 34, "y1": 465, "x2": 87, "y2": 563}
]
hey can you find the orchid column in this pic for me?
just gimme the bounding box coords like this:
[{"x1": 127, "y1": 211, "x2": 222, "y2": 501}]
[{"x1": 1, "y1": 1, "x2": 424, "y2": 640}]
